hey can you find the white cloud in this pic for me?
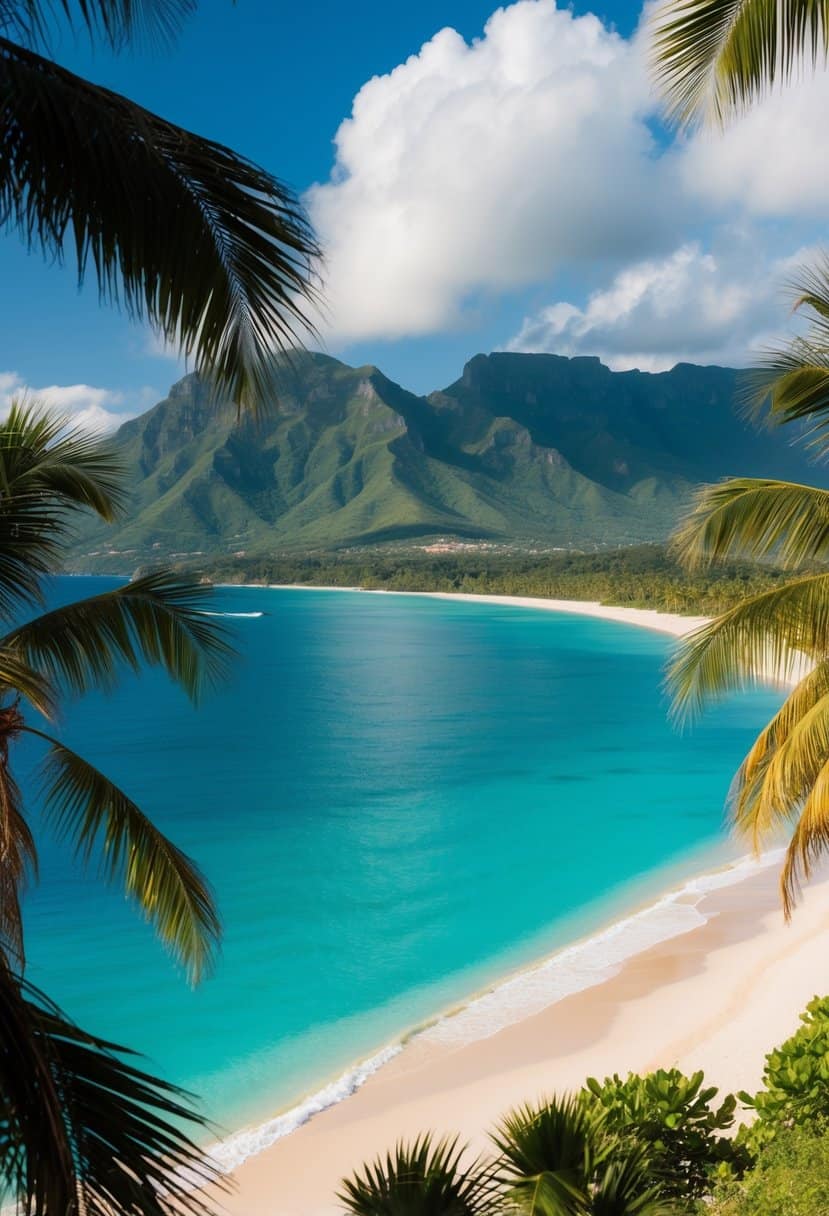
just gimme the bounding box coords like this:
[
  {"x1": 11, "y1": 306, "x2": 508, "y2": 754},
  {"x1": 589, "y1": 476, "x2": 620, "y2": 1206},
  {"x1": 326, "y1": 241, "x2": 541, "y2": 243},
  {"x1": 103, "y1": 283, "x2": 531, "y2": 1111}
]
[
  {"x1": 307, "y1": 0, "x2": 683, "y2": 341},
  {"x1": 301, "y1": 0, "x2": 829, "y2": 363},
  {"x1": 0, "y1": 375, "x2": 156, "y2": 433},
  {"x1": 507, "y1": 239, "x2": 818, "y2": 370}
]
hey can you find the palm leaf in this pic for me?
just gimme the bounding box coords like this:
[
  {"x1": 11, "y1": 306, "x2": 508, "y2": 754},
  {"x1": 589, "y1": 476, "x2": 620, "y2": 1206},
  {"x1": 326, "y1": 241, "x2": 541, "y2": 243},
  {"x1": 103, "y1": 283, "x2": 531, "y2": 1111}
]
[
  {"x1": 29, "y1": 728, "x2": 219, "y2": 983},
  {"x1": 590, "y1": 1148, "x2": 671, "y2": 1216},
  {"x1": 339, "y1": 1133, "x2": 496, "y2": 1216},
  {"x1": 731, "y1": 659, "x2": 829, "y2": 843},
  {"x1": 779, "y1": 757, "x2": 829, "y2": 914},
  {"x1": 672, "y1": 479, "x2": 829, "y2": 570},
  {"x1": 666, "y1": 572, "x2": 829, "y2": 722},
  {"x1": 740, "y1": 258, "x2": 829, "y2": 450},
  {"x1": 0, "y1": 401, "x2": 127, "y2": 618},
  {"x1": 0, "y1": 36, "x2": 320, "y2": 415},
  {"x1": 651, "y1": 0, "x2": 829, "y2": 126},
  {"x1": 1, "y1": 0, "x2": 195, "y2": 51},
  {"x1": 3, "y1": 570, "x2": 235, "y2": 703},
  {"x1": 0, "y1": 963, "x2": 222, "y2": 1216},
  {"x1": 492, "y1": 1095, "x2": 606, "y2": 1215}
]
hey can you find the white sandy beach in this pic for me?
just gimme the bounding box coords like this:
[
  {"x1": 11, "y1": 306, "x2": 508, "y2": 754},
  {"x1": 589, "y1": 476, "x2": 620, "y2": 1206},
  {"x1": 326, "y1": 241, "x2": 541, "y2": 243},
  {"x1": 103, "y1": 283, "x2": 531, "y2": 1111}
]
[{"x1": 211, "y1": 589, "x2": 825, "y2": 1215}]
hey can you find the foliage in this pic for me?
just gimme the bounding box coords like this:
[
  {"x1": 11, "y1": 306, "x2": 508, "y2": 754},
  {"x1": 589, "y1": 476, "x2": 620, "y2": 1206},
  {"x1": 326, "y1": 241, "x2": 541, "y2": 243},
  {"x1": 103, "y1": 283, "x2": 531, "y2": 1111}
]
[
  {"x1": 338, "y1": 1134, "x2": 495, "y2": 1216},
  {"x1": 707, "y1": 1124, "x2": 829, "y2": 1216},
  {"x1": 737, "y1": 995, "x2": 829, "y2": 1155},
  {"x1": 0, "y1": 963, "x2": 223, "y2": 1216},
  {"x1": 491, "y1": 1095, "x2": 671, "y2": 1215},
  {"x1": 0, "y1": 0, "x2": 319, "y2": 413},
  {"x1": 200, "y1": 544, "x2": 791, "y2": 617},
  {"x1": 0, "y1": 400, "x2": 231, "y2": 1214},
  {"x1": 651, "y1": 0, "x2": 829, "y2": 125},
  {"x1": 581, "y1": 1069, "x2": 744, "y2": 1203},
  {"x1": 64, "y1": 355, "x2": 829, "y2": 566}
]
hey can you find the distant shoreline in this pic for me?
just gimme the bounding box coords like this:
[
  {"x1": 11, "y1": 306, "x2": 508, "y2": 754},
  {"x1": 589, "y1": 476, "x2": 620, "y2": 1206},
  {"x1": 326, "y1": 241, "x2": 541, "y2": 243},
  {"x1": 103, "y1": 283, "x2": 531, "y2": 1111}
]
[{"x1": 228, "y1": 582, "x2": 712, "y2": 639}]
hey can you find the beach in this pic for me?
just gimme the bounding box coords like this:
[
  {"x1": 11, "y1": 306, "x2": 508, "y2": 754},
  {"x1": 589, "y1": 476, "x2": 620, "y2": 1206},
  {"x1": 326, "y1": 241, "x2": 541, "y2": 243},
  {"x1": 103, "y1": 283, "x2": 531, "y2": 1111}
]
[{"x1": 208, "y1": 591, "x2": 826, "y2": 1215}]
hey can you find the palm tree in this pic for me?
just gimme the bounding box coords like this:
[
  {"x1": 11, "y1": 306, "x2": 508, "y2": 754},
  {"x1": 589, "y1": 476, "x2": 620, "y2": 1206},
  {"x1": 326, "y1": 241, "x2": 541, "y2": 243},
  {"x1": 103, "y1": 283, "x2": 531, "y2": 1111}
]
[
  {"x1": 651, "y1": 0, "x2": 829, "y2": 125},
  {"x1": 650, "y1": 0, "x2": 829, "y2": 911},
  {"x1": 338, "y1": 1134, "x2": 496, "y2": 1216},
  {"x1": 492, "y1": 1096, "x2": 671, "y2": 1216},
  {"x1": 0, "y1": 0, "x2": 320, "y2": 415},
  {"x1": 0, "y1": 401, "x2": 233, "y2": 1213}
]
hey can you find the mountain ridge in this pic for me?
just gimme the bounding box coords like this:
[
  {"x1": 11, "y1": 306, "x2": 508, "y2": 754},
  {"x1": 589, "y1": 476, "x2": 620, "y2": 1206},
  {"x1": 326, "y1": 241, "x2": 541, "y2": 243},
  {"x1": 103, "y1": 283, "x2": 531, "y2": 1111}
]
[{"x1": 67, "y1": 351, "x2": 825, "y2": 570}]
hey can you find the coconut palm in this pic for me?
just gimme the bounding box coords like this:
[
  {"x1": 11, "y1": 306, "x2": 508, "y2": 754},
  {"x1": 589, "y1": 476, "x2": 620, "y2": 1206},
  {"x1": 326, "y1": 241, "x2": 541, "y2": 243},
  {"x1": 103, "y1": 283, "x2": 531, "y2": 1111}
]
[
  {"x1": 651, "y1": 0, "x2": 829, "y2": 125},
  {"x1": 0, "y1": 0, "x2": 320, "y2": 415},
  {"x1": 650, "y1": 0, "x2": 829, "y2": 911},
  {"x1": 339, "y1": 1134, "x2": 496, "y2": 1216},
  {"x1": 0, "y1": 400, "x2": 233, "y2": 1213},
  {"x1": 492, "y1": 1096, "x2": 671, "y2": 1216}
]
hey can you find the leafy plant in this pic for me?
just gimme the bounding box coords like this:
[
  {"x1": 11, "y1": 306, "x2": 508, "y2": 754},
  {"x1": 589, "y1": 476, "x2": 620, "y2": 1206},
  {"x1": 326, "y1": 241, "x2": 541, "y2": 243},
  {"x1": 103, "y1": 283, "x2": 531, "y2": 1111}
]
[
  {"x1": 1, "y1": 0, "x2": 320, "y2": 414},
  {"x1": 582, "y1": 1070, "x2": 744, "y2": 1203},
  {"x1": 338, "y1": 1134, "x2": 495, "y2": 1216},
  {"x1": 708, "y1": 1123, "x2": 829, "y2": 1216},
  {"x1": 737, "y1": 995, "x2": 829, "y2": 1155},
  {"x1": 492, "y1": 1095, "x2": 671, "y2": 1216},
  {"x1": 0, "y1": 401, "x2": 232, "y2": 1214}
]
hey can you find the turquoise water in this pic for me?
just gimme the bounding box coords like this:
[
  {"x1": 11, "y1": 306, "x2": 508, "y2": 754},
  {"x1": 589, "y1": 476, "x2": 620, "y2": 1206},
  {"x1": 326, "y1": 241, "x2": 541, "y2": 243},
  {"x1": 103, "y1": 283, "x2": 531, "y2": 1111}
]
[{"x1": 21, "y1": 580, "x2": 779, "y2": 1147}]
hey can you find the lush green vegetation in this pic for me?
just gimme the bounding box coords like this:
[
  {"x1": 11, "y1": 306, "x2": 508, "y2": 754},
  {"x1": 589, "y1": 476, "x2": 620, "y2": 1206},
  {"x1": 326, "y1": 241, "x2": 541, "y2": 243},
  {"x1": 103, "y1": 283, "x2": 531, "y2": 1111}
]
[
  {"x1": 338, "y1": 998, "x2": 829, "y2": 1214},
  {"x1": 198, "y1": 544, "x2": 794, "y2": 616},
  {"x1": 65, "y1": 354, "x2": 829, "y2": 570},
  {"x1": 0, "y1": 404, "x2": 229, "y2": 1213}
]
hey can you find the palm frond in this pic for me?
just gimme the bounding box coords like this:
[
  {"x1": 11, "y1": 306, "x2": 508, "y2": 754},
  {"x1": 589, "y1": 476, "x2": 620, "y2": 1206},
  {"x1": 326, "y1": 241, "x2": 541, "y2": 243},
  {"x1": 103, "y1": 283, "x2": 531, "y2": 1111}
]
[
  {"x1": 666, "y1": 572, "x2": 829, "y2": 722},
  {"x1": 740, "y1": 258, "x2": 829, "y2": 450},
  {"x1": 590, "y1": 1147, "x2": 671, "y2": 1216},
  {"x1": 0, "y1": 37, "x2": 321, "y2": 416},
  {"x1": 0, "y1": 963, "x2": 223, "y2": 1216},
  {"x1": 731, "y1": 660, "x2": 829, "y2": 843},
  {"x1": 28, "y1": 728, "x2": 219, "y2": 983},
  {"x1": 651, "y1": 0, "x2": 829, "y2": 126},
  {"x1": 672, "y1": 479, "x2": 829, "y2": 570},
  {"x1": 492, "y1": 1095, "x2": 606, "y2": 1214},
  {"x1": 3, "y1": 570, "x2": 235, "y2": 703},
  {"x1": 0, "y1": 401, "x2": 127, "y2": 619},
  {"x1": 0, "y1": 652, "x2": 56, "y2": 717},
  {"x1": 779, "y1": 757, "x2": 829, "y2": 915},
  {"x1": 339, "y1": 1133, "x2": 495, "y2": 1216},
  {"x1": 0, "y1": 0, "x2": 195, "y2": 51}
]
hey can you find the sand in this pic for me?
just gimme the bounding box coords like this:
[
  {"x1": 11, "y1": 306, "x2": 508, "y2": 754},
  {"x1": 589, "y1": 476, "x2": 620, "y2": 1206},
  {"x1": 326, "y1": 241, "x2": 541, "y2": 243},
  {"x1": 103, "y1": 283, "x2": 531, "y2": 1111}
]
[{"x1": 211, "y1": 591, "x2": 824, "y2": 1214}]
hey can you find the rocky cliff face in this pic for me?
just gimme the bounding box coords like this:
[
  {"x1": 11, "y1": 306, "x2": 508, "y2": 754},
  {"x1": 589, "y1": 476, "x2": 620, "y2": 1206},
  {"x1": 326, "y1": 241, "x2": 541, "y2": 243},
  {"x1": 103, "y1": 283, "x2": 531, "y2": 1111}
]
[{"x1": 67, "y1": 351, "x2": 826, "y2": 569}]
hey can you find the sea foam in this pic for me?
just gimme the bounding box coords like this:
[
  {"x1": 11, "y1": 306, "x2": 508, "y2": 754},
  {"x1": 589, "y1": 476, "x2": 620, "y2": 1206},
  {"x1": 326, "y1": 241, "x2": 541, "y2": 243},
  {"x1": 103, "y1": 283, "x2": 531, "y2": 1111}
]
[{"x1": 207, "y1": 847, "x2": 785, "y2": 1173}]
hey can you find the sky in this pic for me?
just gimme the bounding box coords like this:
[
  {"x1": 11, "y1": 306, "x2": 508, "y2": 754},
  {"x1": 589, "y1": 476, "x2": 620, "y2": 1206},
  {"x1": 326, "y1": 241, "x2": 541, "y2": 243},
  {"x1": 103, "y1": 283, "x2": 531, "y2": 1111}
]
[{"x1": 2, "y1": 0, "x2": 829, "y2": 431}]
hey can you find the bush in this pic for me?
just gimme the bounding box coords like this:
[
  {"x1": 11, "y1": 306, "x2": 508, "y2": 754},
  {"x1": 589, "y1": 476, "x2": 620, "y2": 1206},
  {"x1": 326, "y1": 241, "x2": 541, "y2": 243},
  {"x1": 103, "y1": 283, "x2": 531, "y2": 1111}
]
[
  {"x1": 738, "y1": 994, "x2": 829, "y2": 1155},
  {"x1": 581, "y1": 1069, "x2": 744, "y2": 1204},
  {"x1": 708, "y1": 1124, "x2": 829, "y2": 1216}
]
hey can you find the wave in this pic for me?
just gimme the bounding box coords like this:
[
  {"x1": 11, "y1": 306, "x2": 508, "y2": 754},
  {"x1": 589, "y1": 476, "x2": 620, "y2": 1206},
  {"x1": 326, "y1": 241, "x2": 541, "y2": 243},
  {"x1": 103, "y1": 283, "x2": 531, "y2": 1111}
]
[{"x1": 206, "y1": 846, "x2": 785, "y2": 1173}]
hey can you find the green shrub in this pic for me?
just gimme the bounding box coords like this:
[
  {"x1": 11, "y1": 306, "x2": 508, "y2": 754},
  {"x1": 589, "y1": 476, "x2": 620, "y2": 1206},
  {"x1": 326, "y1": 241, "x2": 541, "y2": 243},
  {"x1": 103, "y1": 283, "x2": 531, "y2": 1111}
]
[
  {"x1": 581, "y1": 1069, "x2": 744, "y2": 1204},
  {"x1": 708, "y1": 1124, "x2": 829, "y2": 1215},
  {"x1": 738, "y1": 995, "x2": 829, "y2": 1155}
]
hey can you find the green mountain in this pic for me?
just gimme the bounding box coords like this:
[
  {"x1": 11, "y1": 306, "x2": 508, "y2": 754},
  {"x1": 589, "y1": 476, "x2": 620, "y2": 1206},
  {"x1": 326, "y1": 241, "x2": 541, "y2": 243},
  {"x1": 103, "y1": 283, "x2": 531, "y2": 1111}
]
[{"x1": 68, "y1": 351, "x2": 826, "y2": 569}]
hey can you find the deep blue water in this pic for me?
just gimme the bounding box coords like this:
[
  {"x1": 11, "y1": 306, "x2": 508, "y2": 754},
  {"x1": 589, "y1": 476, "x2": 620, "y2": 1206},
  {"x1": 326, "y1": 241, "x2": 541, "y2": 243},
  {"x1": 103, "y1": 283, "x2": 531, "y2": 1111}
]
[{"x1": 20, "y1": 580, "x2": 779, "y2": 1140}]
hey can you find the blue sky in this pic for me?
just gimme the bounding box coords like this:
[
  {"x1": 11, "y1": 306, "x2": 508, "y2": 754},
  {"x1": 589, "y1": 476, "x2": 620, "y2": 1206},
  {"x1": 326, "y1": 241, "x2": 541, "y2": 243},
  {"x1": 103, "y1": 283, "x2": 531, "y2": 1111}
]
[{"x1": 2, "y1": 0, "x2": 828, "y2": 427}]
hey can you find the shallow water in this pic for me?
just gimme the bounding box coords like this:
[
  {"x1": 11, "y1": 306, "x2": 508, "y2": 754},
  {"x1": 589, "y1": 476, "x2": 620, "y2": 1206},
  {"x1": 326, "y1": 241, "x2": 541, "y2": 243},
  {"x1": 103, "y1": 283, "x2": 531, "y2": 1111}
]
[{"x1": 21, "y1": 580, "x2": 779, "y2": 1147}]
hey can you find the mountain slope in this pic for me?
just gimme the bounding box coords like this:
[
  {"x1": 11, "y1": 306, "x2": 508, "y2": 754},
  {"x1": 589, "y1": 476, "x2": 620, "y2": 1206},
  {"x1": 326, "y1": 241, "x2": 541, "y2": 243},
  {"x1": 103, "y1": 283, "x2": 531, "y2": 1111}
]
[{"x1": 68, "y1": 351, "x2": 827, "y2": 569}]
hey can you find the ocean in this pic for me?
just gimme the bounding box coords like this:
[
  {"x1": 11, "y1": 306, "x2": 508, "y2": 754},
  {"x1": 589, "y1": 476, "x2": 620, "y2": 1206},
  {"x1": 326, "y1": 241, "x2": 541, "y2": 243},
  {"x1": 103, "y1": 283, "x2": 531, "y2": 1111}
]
[{"x1": 20, "y1": 579, "x2": 781, "y2": 1164}]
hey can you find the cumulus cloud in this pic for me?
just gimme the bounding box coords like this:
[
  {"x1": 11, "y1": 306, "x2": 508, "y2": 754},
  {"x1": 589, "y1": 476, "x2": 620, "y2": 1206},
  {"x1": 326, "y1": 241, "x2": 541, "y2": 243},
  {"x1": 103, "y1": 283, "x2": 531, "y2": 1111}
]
[
  {"x1": 0, "y1": 375, "x2": 156, "y2": 433},
  {"x1": 301, "y1": 0, "x2": 829, "y2": 364},
  {"x1": 307, "y1": 0, "x2": 683, "y2": 341},
  {"x1": 507, "y1": 239, "x2": 817, "y2": 370}
]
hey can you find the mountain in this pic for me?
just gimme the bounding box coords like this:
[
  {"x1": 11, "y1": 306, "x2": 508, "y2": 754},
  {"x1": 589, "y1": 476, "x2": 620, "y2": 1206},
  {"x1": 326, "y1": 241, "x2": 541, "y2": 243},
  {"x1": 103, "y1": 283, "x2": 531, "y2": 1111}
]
[{"x1": 67, "y1": 351, "x2": 826, "y2": 569}]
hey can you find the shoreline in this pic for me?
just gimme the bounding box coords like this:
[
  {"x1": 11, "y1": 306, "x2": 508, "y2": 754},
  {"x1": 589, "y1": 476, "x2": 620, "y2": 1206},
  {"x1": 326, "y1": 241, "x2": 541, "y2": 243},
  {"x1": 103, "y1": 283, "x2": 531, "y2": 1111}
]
[
  {"x1": 231, "y1": 582, "x2": 713, "y2": 639},
  {"x1": 218, "y1": 849, "x2": 829, "y2": 1216}
]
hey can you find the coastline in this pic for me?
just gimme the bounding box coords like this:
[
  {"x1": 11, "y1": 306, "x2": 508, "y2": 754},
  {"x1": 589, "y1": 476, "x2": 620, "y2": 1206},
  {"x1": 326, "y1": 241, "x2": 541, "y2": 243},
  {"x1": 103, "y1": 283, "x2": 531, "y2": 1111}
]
[
  {"x1": 217, "y1": 850, "x2": 829, "y2": 1216},
  {"x1": 243, "y1": 583, "x2": 713, "y2": 639}
]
